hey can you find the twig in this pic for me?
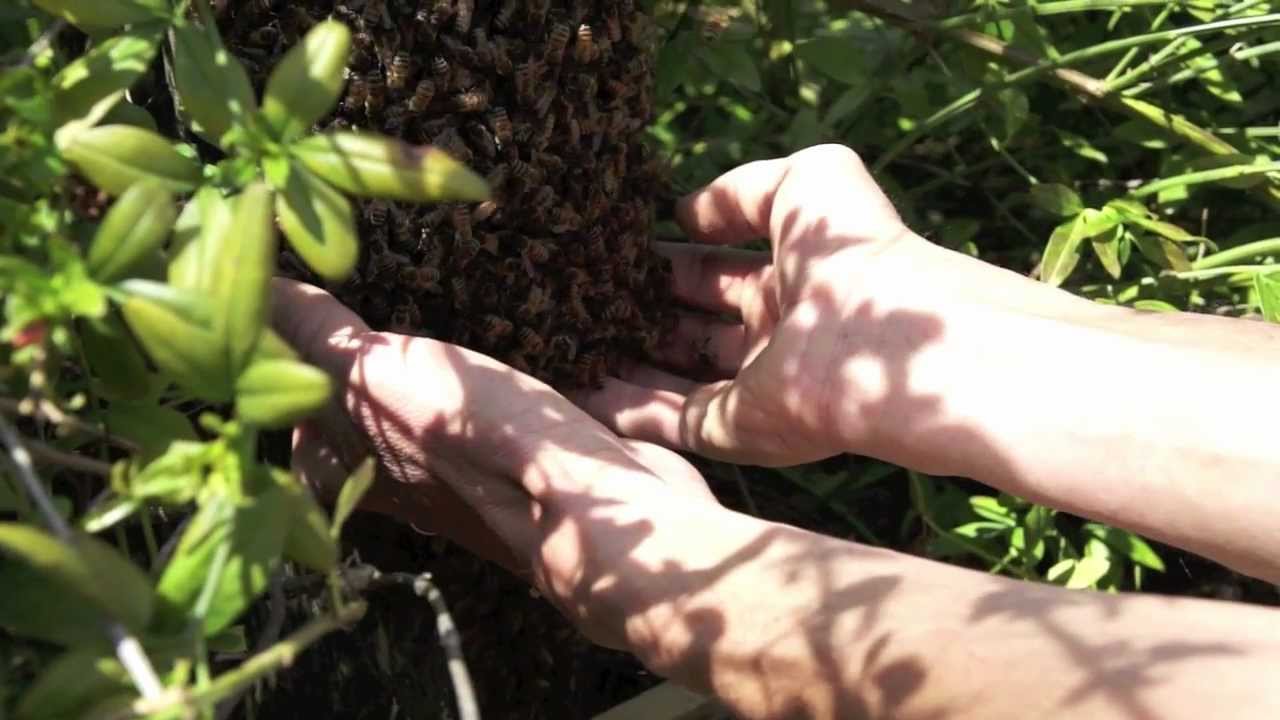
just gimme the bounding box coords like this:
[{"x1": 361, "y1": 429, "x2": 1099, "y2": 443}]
[
  {"x1": 0, "y1": 397, "x2": 140, "y2": 453},
  {"x1": 412, "y1": 573, "x2": 480, "y2": 720},
  {"x1": 21, "y1": 436, "x2": 114, "y2": 477},
  {"x1": 121, "y1": 602, "x2": 369, "y2": 720},
  {"x1": 0, "y1": 414, "x2": 165, "y2": 701}
]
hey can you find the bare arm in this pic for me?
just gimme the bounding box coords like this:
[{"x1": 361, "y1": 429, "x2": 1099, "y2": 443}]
[{"x1": 580, "y1": 143, "x2": 1280, "y2": 582}]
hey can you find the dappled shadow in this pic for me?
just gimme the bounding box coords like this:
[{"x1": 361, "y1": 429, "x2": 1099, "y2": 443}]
[{"x1": 276, "y1": 197, "x2": 1263, "y2": 718}]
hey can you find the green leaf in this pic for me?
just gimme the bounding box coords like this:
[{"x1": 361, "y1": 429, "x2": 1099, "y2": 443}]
[
  {"x1": 1132, "y1": 234, "x2": 1192, "y2": 271},
  {"x1": 1081, "y1": 523, "x2": 1165, "y2": 572},
  {"x1": 968, "y1": 496, "x2": 1017, "y2": 526},
  {"x1": 1091, "y1": 225, "x2": 1125, "y2": 279},
  {"x1": 170, "y1": 23, "x2": 258, "y2": 145},
  {"x1": 154, "y1": 489, "x2": 290, "y2": 636},
  {"x1": 117, "y1": 279, "x2": 233, "y2": 401},
  {"x1": 260, "y1": 20, "x2": 352, "y2": 141},
  {"x1": 0, "y1": 524, "x2": 154, "y2": 642},
  {"x1": 290, "y1": 131, "x2": 490, "y2": 202},
  {"x1": 331, "y1": 457, "x2": 376, "y2": 539},
  {"x1": 1065, "y1": 555, "x2": 1111, "y2": 589},
  {"x1": 1054, "y1": 128, "x2": 1108, "y2": 165},
  {"x1": 1046, "y1": 558, "x2": 1075, "y2": 583},
  {"x1": 79, "y1": 495, "x2": 140, "y2": 534},
  {"x1": 695, "y1": 42, "x2": 761, "y2": 93},
  {"x1": 272, "y1": 468, "x2": 338, "y2": 573},
  {"x1": 1256, "y1": 272, "x2": 1280, "y2": 323},
  {"x1": 1028, "y1": 183, "x2": 1082, "y2": 217},
  {"x1": 32, "y1": 0, "x2": 169, "y2": 29},
  {"x1": 796, "y1": 36, "x2": 870, "y2": 86},
  {"x1": 273, "y1": 161, "x2": 359, "y2": 282},
  {"x1": 101, "y1": 401, "x2": 199, "y2": 464},
  {"x1": 167, "y1": 185, "x2": 232, "y2": 291},
  {"x1": 1123, "y1": 214, "x2": 1205, "y2": 244},
  {"x1": 1132, "y1": 299, "x2": 1180, "y2": 313},
  {"x1": 80, "y1": 313, "x2": 159, "y2": 402},
  {"x1": 60, "y1": 124, "x2": 202, "y2": 196},
  {"x1": 127, "y1": 440, "x2": 209, "y2": 505},
  {"x1": 992, "y1": 87, "x2": 1030, "y2": 143},
  {"x1": 1114, "y1": 120, "x2": 1171, "y2": 149},
  {"x1": 1040, "y1": 216, "x2": 1086, "y2": 287},
  {"x1": 87, "y1": 179, "x2": 175, "y2": 283},
  {"x1": 210, "y1": 183, "x2": 277, "y2": 375},
  {"x1": 51, "y1": 29, "x2": 160, "y2": 127},
  {"x1": 234, "y1": 358, "x2": 332, "y2": 428},
  {"x1": 16, "y1": 648, "x2": 133, "y2": 720}
]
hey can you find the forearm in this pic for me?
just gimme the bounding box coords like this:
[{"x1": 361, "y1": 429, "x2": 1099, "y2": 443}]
[
  {"x1": 619, "y1": 505, "x2": 1280, "y2": 720},
  {"x1": 847, "y1": 236, "x2": 1280, "y2": 580}
]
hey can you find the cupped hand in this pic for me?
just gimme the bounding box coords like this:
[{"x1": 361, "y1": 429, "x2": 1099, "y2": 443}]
[
  {"x1": 271, "y1": 279, "x2": 716, "y2": 648},
  {"x1": 579, "y1": 144, "x2": 921, "y2": 467}
]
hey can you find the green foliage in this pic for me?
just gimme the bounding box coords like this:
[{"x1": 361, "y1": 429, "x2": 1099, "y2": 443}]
[{"x1": 0, "y1": 2, "x2": 489, "y2": 716}]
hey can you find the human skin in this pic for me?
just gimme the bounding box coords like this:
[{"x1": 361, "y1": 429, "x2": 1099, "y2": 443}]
[{"x1": 273, "y1": 144, "x2": 1280, "y2": 719}]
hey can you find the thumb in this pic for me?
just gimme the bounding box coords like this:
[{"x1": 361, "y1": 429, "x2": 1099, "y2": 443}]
[{"x1": 270, "y1": 278, "x2": 371, "y2": 381}]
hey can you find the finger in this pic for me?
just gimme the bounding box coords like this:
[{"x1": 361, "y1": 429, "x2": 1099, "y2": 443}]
[
  {"x1": 574, "y1": 376, "x2": 688, "y2": 450},
  {"x1": 655, "y1": 241, "x2": 768, "y2": 315},
  {"x1": 270, "y1": 278, "x2": 371, "y2": 380},
  {"x1": 615, "y1": 360, "x2": 698, "y2": 395},
  {"x1": 675, "y1": 157, "x2": 790, "y2": 245},
  {"x1": 619, "y1": 439, "x2": 717, "y2": 504},
  {"x1": 652, "y1": 312, "x2": 748, "y2": 378}
]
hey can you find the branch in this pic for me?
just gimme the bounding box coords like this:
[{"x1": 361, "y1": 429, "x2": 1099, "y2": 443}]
[{"x1": 0, "y1": 414, "x2": 164, "y2": 701}]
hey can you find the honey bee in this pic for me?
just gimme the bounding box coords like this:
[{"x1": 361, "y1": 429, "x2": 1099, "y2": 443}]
[
  {"x1": 450, "y1": 277, "x2": 469, "y2": 309},
  {"x1": 364, "y1": 68, "x2": 386, "y2": 114},
  {"x1": 506, "y1": 352, "x2": 533, "y2": 375},
  {"x1": 515, "y1": 283, "x2": 549, "y2": 323},
  {"x1": 545, "y1": 22, "x2": 571, "y2": 64},
  {"x1": 408, "y1": 78, "x2": 436, "y2": 113},
  {"x1": 603, "y1": 297, "x2": 632, "y2": 321},
  {"x1": 433, "y1": 126, "x2": 474, "y2": 164},
  {"x1": 517, "y1": 327, "x2": 545, "y2": 354},
  {"x1": 430, "y1": 55, "x2": 449, "y2": 84},
  {"x1": 428, "y1": 0, "x2": 452, "y2": 27},
  {"x1": 421, "y1": 231, "x2": 445, "y2": 267},
  {"x1": 566, "y1": 116, "x2": 581, "y2": 146},
  {"x1": 413, "y1": 267, "x2": 442, "y2": 292},
  {"x1": 606, "y1": 5, "x2": 622, "y2": 42},
  {"x1": 486, "y1": 106, "x2": 513, "y2": 146},
  {"x1": 366, "y1": 199, "x2": 390, "y2": 227},
  {"x1": 247, "y1": 24, "x2": 280, "y2": 48},
  {"x1": 451, "y1": 204, "x2": 472, "y2": 243},
  {"x1": 452, "y1": 232, "x2": 480, "y2": 269},
  {"x1": 532, "y1": 86, "x2": 555, "y2": 118},
  {"x1": 387, "y1": 51, "x2": 412, "y2": 91},
  {"x1": 522, "y1": 238, "x2": 552, "y2": 264},
  {"x1": 550, "y1": 205, "x2": 583, "y2": 233},
  {"x1": 473, "y1": 199, "x2": 500, "y2": 224},
  {"x1": 584, "y1": 227, "x2": 606, "y2": 260},
  {"x1": 492, "y1": 37, "x2": 514, "y2": 75},
  {"x1": 549, "y1": 334, "x2": 578, "y2": 362},
  {"x1": 569, "y1": 0, "x2": 591, "y2": 26},
  {"x1": 463, "y1": 122, "x2": 497, "y2": 159},
  {"x1": 574, "y1": 24, "x2": 595, "y2": 64},
  {"x1": 361, "y1": 0, "x2": 384, "y2": 30},
  {"x1": 528, "y1": 0, "x2": 551, "y2": 27},
  {"x1": 453, "y1": 88, "x2": 488, "y2": 112},
  {"x1": 454, "y1": 0, "x2": 474, "y2": 34},
  {"x1": 383, "y1": 102, "x2": 408, "y2": 134},
  {"x1": 480, "y1": 314, "x2": 514, "y2": 343},
  {"x1": 485, "y1": 163, "x2": 510, "y2": 190},
  {"x1": 493, "y1": 0, "x2": 518, "y2": 32},
  {"x1": 509, "y1": 159, "x2": 538, "y2": 184},
  {"x1": 574, "y1": 351, "x2": 605, "y2": 387},
  {"x1": 367, "y1": 245, "x2": 408, "y2": 279},
  {"x1": 343, "y1": 70, "x2": 368, "y2": 112}
]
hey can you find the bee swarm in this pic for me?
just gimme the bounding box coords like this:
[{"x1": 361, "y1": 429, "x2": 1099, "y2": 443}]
[{"x1": 224, "y1": 0, "x2": 675, "y2": 389}]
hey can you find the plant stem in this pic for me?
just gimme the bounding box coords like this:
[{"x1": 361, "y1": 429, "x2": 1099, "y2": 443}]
[
  {"x1": 1105, "y1": 3, "x2": 1174, "y2": 81},
  {"x1": 1192, "y1": 237, "x2": 1280, "y2": 269},
  {"x1": 937, "y1": 0, "x2": 1187, "y2": 30},
  {"x1": 907, "y1": 472, "x2": 1033, "y2": 580},
  {"x1": 0, "y1": 413, "x2": 164, "y2": 701},
  {"x1": 124, "y1": 602, "x2": 368, "y2": 720},
  {"x1": 1169, "y1": 264, "x2": 1280, "y2": 280},
  {"x1": 1129, "y1": 160, "x2": 1280, "y2": 198}
]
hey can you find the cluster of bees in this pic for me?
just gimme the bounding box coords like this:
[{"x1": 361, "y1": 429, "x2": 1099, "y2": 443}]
[{"x1": 223, "y1": 0, "x2": 676, "y2": 389}]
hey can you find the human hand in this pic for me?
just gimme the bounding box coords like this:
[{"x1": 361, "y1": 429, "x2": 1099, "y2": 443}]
[
  {"x1": 271, "y1": 278, "x2": 718, "y2": 648},
  {"x1": 579, "y1": 144, "x2": 925, "y2": 466}
]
